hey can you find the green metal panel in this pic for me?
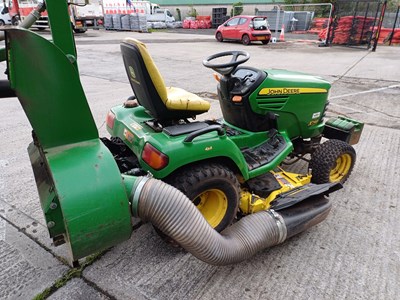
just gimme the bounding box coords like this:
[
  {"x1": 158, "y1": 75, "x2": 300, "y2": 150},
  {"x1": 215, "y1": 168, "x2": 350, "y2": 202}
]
[
  {"x1": 108, "y1": 105, "x2": 294, "y2": 181},
  {"x1": 109, "y1": 105, "x2": 250, "y2": 179},
  {"x1": 46, "y1": 0, "x2": 78, "y2": 65},
  {"x1": 28, "y1": 140, "x2": 134, "y2": 260},
  {"x1": 6, "y1": 28, "x2": 97, "y2": 149},
  {"x1": 46, "y1": 140, "x2": 133, "y2": 260},
  {"x1": 251, "y1": 69, "x2": 331, "y2": 140},
  {"x1": 6, "y1": 27, "x2": 133, "y2": 260}
]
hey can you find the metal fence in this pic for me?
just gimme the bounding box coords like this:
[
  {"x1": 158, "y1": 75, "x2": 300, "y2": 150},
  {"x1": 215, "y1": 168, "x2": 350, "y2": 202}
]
[
  {"x1": 166, "y1": 1, "x2": 398, "y2": 48},
  {"x1": 253, "y1": 1, "x2": 397, "y2": 50},
  {"x1": 327, "y1": 0, "x2": 384, "y2": 50}
]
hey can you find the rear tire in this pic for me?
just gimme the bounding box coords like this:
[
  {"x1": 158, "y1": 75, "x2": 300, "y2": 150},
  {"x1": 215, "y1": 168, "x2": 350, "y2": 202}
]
[
  {"x1": 73, "y1": 28, "x2": 87, "y2": 34},
  {"x1": 262, "y1": 39, "x2": 270, "y2": 45},
  {"x1": 0, "y1": 20, "x2": 5, "y2": 27},
  {"x1": 309, "y1": 139, "x2": 356, "y2": 184},
  {"x1": 11, "y1": 17, "x2": 20, "y2": 26},
  {"x1": 242, "y1": 34, "x2": 251, "y2": 45},
  {"x1": 216, "y1": 31, "x2": 223, "y2": 42},
  {"x1": 165, "y1": 162, "x2": 240, "y2": 232}
]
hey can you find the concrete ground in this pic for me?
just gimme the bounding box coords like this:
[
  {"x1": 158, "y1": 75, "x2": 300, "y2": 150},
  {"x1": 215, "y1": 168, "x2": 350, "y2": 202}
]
[{"x1": 0, "y1": 28, "x2": 399, "y2": 300}]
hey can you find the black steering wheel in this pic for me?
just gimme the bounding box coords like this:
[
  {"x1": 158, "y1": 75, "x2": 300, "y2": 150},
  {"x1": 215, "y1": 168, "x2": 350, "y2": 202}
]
[{"x1": 202, "y1": 50, "x2": 250, "y2": 76}]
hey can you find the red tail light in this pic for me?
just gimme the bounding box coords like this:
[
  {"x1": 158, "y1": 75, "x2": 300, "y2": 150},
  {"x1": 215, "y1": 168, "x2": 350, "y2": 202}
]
[
  {"x1": 106, "y1": 111, "x2": 115, "y2": 129},
  {"x1": 142, "y1": 143, "x2": 169, "y2": 170}
]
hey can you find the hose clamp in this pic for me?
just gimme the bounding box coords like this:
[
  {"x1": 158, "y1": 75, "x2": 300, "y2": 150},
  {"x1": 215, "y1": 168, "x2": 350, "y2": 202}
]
[
  {"x1": 268, "y1": 209, "x2": 287, "y2": 244},
  {"x1": 130, "y1": 176, "x2": 150, "y2": 217}
]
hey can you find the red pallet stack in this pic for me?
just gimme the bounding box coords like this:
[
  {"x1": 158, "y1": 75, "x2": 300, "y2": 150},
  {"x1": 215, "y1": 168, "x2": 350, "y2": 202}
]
[
  {"x1": 332, "y1": 16, "x2": 375, "y2": 44},
  {"x1": 183, "y1": 16, "x2": 212, "y2": 29},
  {"x1": 308, "y1": 18, "x2": 330, "y2": 35},
  {"x1": 374, "y1": 27, "x2": 400, "y2": 45}
]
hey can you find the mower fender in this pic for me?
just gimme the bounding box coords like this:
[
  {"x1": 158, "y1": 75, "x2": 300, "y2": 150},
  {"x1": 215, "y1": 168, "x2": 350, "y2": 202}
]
[
  {"x1": 142, "y1": 131, "x2": 250, "y2": 179},
  {"x1": 107, "y1": 106, "x2": 251, "y2": 179},
  {"x1": 29, "y1": 138, "x2": 133, "y2": 262}
]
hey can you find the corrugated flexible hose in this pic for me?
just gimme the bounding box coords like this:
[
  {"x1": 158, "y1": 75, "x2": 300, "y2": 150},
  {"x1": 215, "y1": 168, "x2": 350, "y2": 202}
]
[{"x1": 131, "y1": 177, "x2": 331, "y2": 266}]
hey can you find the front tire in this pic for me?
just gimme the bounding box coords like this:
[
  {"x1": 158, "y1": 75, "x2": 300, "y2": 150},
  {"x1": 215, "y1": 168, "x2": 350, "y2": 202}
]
[
  {"x1": 11, "y1": 16, "x2": 20, "y2": 26},
  {"x1": 73, "y1": 27, "x2": 87, "y2": 34},
  {"x1": 166, "y1": 163, "x2": 240, "y2": 232},
  {"x1": 242, "y1": 34, "x2": 251, "y2": 45},
  {"x1": 262, "y1": 39, "x2": 270, "y2": 45},
  {"x1": 216, "y1": 31, "x2": 223, "y2": 42},
  {"x1": 309, "y1": 139, "x2": 356, "y2": 184}
]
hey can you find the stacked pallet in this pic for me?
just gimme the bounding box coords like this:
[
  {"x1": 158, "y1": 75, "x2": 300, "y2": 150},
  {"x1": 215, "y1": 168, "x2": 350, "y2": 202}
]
[
  {"x1": 121, "y1": 15, "x2": 130, "y2": 30},
  {"x1": 197, "y1": 16, "x2": 212, "y2": 29},
  {"x1": 183, "y1": 17, "x2": 194, "y2": 29},
  {"x1": 183, "y1": 16, "x2": 212, "y2": 29},
  {"x1": 130, "y1": 13, "x2": 147, "y2": 32},
  {"x1": 212, "y1": 7, "x2": 228, "y2": 28},
  {"x1": 104, "y1": 14, "x2": 113, "y2": 30},
  {"x1": 112, "y1": 14, "x2": 123, "y2": 30},
  {"x1": 308, "y1": 18, "x2": 329, "y2": 34},
  {"x1": 332, "y1": 16, "x2": 375, "y2": 45},
  {"x1": 375, "y1": 27, "x2": 400, "y2": 45},
  {"x1": 104, "y1": 13, "x2": 148, "y2": 32}
]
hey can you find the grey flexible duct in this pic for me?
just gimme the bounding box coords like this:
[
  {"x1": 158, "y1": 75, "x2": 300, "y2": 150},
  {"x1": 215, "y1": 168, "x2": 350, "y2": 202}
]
[{"x1": 132, "y1": 177, "x2": 331, "y2": 266}]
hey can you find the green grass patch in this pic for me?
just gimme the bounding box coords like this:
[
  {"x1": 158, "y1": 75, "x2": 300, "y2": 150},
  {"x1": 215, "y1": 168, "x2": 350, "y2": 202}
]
[{"x1": 33, "y1": 252, "x2": 105, "y2": 300}]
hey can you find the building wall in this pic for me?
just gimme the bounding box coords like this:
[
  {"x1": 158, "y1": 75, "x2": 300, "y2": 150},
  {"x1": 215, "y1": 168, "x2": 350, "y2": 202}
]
[
  {"x1": 161, "y1": 4, "x2": 279, "y2": 20},
  {"x1": 157, "y1": 0, "x2": 276, "y2": 5}
]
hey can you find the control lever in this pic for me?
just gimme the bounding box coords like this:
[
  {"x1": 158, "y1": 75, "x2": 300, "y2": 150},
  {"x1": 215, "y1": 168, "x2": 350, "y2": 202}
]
[
  {"x1": 267, "y1": 112, "x2": 280, "y2": 148},
  {"x1": 242, "y1": 73, "x2": 254, "y2": 83},
  {"x1": 268, "y1": 128, "x2": 280, "y2": 148}
]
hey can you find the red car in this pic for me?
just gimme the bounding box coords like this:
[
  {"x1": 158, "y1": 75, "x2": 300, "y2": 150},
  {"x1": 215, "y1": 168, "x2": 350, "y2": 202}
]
[{"x1": 215, "y1": 15, "x2": 272, "y2": 45}]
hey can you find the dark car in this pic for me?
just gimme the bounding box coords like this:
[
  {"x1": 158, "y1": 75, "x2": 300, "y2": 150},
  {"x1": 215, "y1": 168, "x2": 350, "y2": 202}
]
[{"x1": 215, "y1": 15, "x2": 272, "y2": 45}]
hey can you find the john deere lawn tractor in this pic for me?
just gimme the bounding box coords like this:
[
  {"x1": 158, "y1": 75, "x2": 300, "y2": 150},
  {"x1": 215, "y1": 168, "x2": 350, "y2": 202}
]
[
  {"x1": 0, "y1": 0, "x2": 363, "y2": 266},
  {"x1": 104, "y1": 39, "x2": 363, "y2": 233}
]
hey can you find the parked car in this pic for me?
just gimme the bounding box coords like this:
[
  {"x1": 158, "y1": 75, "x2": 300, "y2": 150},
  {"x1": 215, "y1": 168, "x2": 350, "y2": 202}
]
[
  {"x1": 215, "y1": 15, "x2": 272, "y2": 45},
  {"x1": 0, "y1": 4, "x2": 12, "y2": 26}
]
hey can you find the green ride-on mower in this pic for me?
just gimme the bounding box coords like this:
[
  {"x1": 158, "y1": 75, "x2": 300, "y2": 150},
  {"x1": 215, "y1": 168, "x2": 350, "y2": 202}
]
[
  {"x1": 104, "y1": 38, "x2": 364, "y2": 233},
  {"x1": 0, "y1": 0, "x2": 363, "y2": 266}
]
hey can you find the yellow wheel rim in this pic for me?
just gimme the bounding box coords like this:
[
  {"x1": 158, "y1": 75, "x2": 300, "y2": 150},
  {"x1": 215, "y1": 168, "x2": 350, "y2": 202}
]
[
  {"x1": 329, "y1": 153, "x2": 352, "y2": 182},
  {"x1": 193, "y1": 189, "x2": 228, "y2": 228}
]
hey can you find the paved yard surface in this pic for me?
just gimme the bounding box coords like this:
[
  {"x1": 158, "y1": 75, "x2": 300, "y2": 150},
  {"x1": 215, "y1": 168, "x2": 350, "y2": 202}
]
[{"x1": 0, "y1": 29, "x2": 399, "y2": 300}]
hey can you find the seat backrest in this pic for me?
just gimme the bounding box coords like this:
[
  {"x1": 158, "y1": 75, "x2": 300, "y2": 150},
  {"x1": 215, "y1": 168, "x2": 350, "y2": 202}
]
[{"x1": 120, "y1": 38, "x2": 173, "y2": 119}]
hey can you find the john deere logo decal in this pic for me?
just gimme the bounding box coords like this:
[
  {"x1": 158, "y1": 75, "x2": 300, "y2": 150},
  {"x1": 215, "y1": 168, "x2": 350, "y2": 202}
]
[
  {"x1": 129, "y1": 66, "x2": 140, "y2": 85},
  {"x1": 259, "y1": 87, "x2": 327, "y2": 96}
]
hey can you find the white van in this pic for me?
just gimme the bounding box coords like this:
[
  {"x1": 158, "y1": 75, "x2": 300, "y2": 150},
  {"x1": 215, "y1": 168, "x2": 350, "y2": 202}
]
[{"x1": 0, "y1": 4, "x2": 12, "y2": 26}]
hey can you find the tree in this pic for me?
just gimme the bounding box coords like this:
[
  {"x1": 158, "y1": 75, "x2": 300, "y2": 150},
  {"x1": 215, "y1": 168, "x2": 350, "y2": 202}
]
[
  {"x1": 187, "y1": 5, "x2": 197, "y2": 18},
  {"x1": 232, "y1": 2, "x2": 243, "y2": 16}
]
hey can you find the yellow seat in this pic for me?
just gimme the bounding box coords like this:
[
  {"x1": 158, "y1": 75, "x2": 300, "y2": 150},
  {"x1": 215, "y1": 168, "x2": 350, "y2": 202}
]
[{"x1": 120, "y1": 38, "x2": 210, "y2": 121}]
